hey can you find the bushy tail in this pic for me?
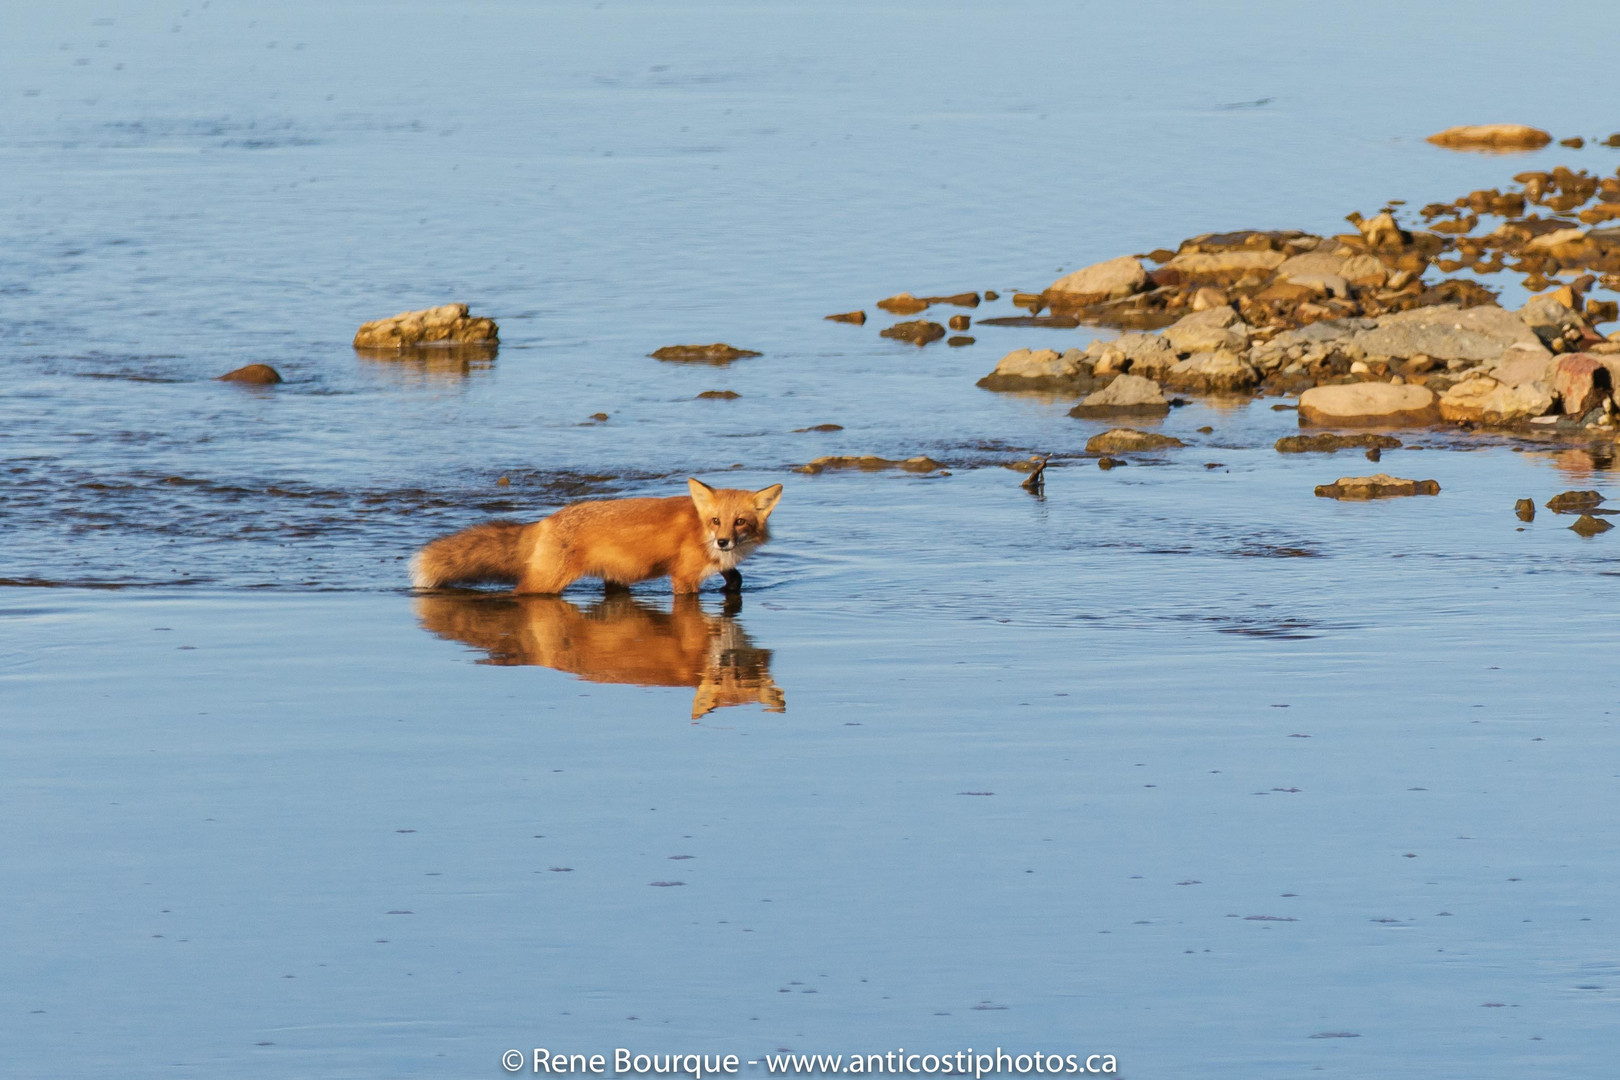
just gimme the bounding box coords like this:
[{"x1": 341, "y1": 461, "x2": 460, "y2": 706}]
[{"x1": 409, "y1": 520, "x2": 527, "y2": 589}]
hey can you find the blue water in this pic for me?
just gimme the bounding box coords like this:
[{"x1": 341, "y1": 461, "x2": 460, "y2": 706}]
[{"x1": 5, "y1": 1, "x2": 1620, "y2": 1077}]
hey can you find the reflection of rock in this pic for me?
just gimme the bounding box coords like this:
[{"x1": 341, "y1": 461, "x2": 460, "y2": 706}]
[
  {"x1": 354, "y1": 303, "x2": 498, "y2": 348},
  {"x1": 217, "y1": 363, "x2": 283, "y2": 385},
  {"x1": 650, "y1": 343, "x2": 762, "y2": 364},
  {"x1": 1084, "y1": 428, "x2": 1184, "y2": 453},
  {"x1": 414, "y1": 593, "x2": 785, "y2": 719},
  {"x1": 1314, "y1": 474, "x2": 1440, "y2": 499},
  {"x1": 355, "y1": 342, "x2": 498, "y2": 379},
  {"x1": 1275, "y1": 433, "x2": 1401, "y2": 453},
  {"x1": 1426, "y1": 124, "x2": 1552, "y2": 150}
]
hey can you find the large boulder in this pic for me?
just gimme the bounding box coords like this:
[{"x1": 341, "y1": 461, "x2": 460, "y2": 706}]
[
  {"x1": 1426, "y1": 124, "x2": 1552, "y2": 150},
  {"x1": 1044, "y1": 256, "x2": 1146, "y2": 308},
  {"x1": 1344, "y1": 304, "x2": 1549, "y2": 367},
  {"x1": 354, "y1": 303, "x2": 498, "y2": 349},
  {"x1": 976, "y1": 347, "x2": 1094, "y2": 391},
  {"x1": 1163, "y1": 305, "x2": 1249, "y2": 354},
  {"x1": 1068, "y1": 374, "x2": 1170, "y2": 417},
  {"x1": 1550, "y1": 354, "x2": 1610, "y2": 417},
  {"x1": 1164, "y1": 350, "x2": 1259, "y2": 393},
  {"x1": 1297, "y1": 382, "x2": 1439, "y2": 426}
]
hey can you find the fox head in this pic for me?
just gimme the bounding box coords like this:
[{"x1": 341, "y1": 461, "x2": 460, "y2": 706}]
[{"x1": 688, "y1": 478, "x2": 783, "y2": 558}]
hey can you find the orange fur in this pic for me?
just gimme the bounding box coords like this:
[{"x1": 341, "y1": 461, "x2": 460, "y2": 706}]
[{"x1": 410, "y1": 478, "x2": 783, "y2": 594}]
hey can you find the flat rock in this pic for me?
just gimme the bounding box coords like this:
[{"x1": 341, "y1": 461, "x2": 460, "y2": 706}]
[
  {"x1": 1069, "y1": 374, "x2": 1169, "y2": 417},
  {"x1": 1481, "y1": 380, "x2": 1554, "y2": 423},
  {"x1": 1298, "y1": 382, "x2": 1439, "y2": 426},
  {"x1": 1571, "y1": 514, "x2": 1613, "y2": 536},
  {"x1": 876, "y1": 293, "x2": 930, "y2": 314},
  {"x1": 354, "y1": 303, "x2": 498, "y2": 349},
  {"x1": 1314, "y1": 474, "x2": 1440, "y2": 499},
  {"x1": 1439, "y1": 376, "x2": 1501, "y2": 422},
  {"x1": 796, "y1": 455, "x2": 942, "y2": 474},
  {"x1": 1275, "y1": 433, "x2": 1402, "y2": 453},
  {"x1": 1345, "y1": 305, "x2": 1548, "y2": 368},
  {"x1": 1084, "y1": 428, "x2": 1185, "y2": 454},
  {"x1": 1085, "y1": 333, "x2": 1178, "y2": 379},
  {"x1": 696, "y1": 390, "x2": 740, "y2": 399},
  {"x1": 1044, "y1": 256, "x2": 1147, "y2": 308},
  {"x1": 650, "y1": 343, "x2": 761, "y2": 364},
  {"x1": 1547, "y1": 490, "x2": 1604, "y2": 512},
  {"x1": 1164, "y1": 249, "x2": 1287, "y2": 283},
  {"x1": 217, "y1": 363, "x2": 283, "y2": 385},
  {"x1": 824, "y1": 310, "x2": 866, "y2": 324},
  {"x1": 1426, "y1": 124, "x2": 1552, "y2": 150}
]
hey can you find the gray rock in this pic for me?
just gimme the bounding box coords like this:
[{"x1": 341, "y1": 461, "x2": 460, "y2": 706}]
[
  {"x1": 1345, "y1": 304, "x2": 1548, "y2": 367},
  {"x1": 1164, "y1": 305, "x2": 1249, "y2": 354},
  {"x1": 1519, "y1": 294, "x2": 1585, "y2": 348},
  {"x1": 1165, "y1": 349, "x2": 1259, "y2": 392},
  {"x1": 977, "y1": 347, "x2": 1098, "y2": 391},
  {"x1": 1069, "y1": 374, "x2": 1170, "y2": 417}
]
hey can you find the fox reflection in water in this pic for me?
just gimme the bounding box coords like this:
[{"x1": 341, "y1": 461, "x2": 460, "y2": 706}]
[{"x1": 413, "y1": 592, "x2": 785, "y2": 719}]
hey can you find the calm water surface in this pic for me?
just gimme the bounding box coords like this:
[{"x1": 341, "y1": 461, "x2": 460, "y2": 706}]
[{"x1": 4, "y1": 2, "x2": 1620, "y2": 1077}]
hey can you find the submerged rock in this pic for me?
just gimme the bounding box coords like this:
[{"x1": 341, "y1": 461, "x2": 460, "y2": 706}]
[
  {"x1": 947, "y1": 335, "x2": 975, "y2": 347},
  {"x1": 1298, "y1": 383, "x2": 1439, "y2": 426},
  {"x1": 1515, "y1": 498, "x2": 1536, "y2": 521},
  {"x1": 354, "y1": 303, "x2": 498, "y2": 349},
  {"x1": 876, "y1": 293, "x2": 930, "y2": 315},
  {"x1": 217, "y1": 363, "x2": 283, "y2": 385},
  {"x1": 1314, "y1": 474, "x2": 1440, "y2": 499},
  {"x1": 696, "y1": 390, "x2": 740, "y2": 399},
  {"x1": 1570, "y1": 513, "x2": 1613, "y2": 536},
  {"x1": 1275, "y1": 433, "x2": 1402, "y2": 453},
  {"x1": 650, "y1": 343, "x2": 762, "y2": 364},
  {"x1": 1069, "y1": 374, "x2": 1170, "y2": 417},
  {"x1": 796, "y1": 455, "x2": 943, "y2": 474},
  {"x1": 1426, "y1": 124, "x2": 1552, "y2": 150},
  {"x1": 880, "y1": 320, "x2": 946, "y2": 345},
  {"x1": 1547, "y1": 490, "x2": 1604, "y2": 512},
  {"x1": 1084, "y1": 428, "x2": 1185, "y2": 453},
  {"x1": 824, "y1": 310, "x2": 867, "y2": 325}
]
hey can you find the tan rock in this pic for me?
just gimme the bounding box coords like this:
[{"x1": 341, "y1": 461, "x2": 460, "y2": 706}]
[
  {"x1": 1426, "y1": 124, "x2": 1553, "y2": 150},
  {"x1": 1088, "y1": 333, "x2": 1178, "y2": 379},
  {"x1": 1481, "y1": 380, "x2": 1555, "y2": 424},
  {"x1": 650, "y1": 343, "x2": 763, "y2": 364},
  {"x1": 1069, "y1": 374, "x2": 1169, "y2": 417},
  {"x1": 1164, "y1": 249, "x2": 1286, "y2": 284},
  {"x1": 354, "y1": 303, "x2": 498, "y2": 349},
  {"x1": 1190, "y1": 286, "x2": 1229, "y2": 311},
  {"x1": 1084, "y1": 428, "x2": 1185, "y2": 454},
  {"x1": 797, "y1": 455, "x2": 942, "y2": 474},
  {"x1": 1163, "y1": 305, "x2": 1249, "y2": 354},
  {"x1": 1338, "y1": 254, "x2": 1389, "y2": 287},
  {"x1": 876, "y1": 293, "x2": 930, "y2": 314},
  {"x1": 980, "y1": 347, "x2": 1074, "y2": 379},
  {"x1": 824, "y1": 310, "x2": 866, "y2": 325},
  {"x1": 1314, "y1": 473, "x2": 1440, "y2": 499},
  {"x1": 1439, "y1": 376, "x2": 1501, "y2": 422},
  {"x1": 1356, "y1": 212, "x2": 1405, "y2": 248},
  {"x1": 1298, "y1": 382, "x2": 1439, "y2": 426},
  {"x1": 1044, "y1": 256, "x2": 1147, "y2": 307},
  {"x1": 1165, "y1": 349, "x2": 1259, "y2": 393},
  {"x1": 879, "y1": 320, "x2": 946, "y2": 345}
]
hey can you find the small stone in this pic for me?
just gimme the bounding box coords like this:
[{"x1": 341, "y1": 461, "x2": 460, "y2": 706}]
[
  {"x1": 983, "y1": 290, "x2": 1000, "y2": 301},
  {"x1": 1559, "y1": 136, "x2": 1585, "y2": 149},
  {"x1": 1096, "y1": 456, "x2": 1125, "y2": 470},
  {"x1": 1069, "y1": 374, "x2": 1170, "y2": 417},
  {"x1": 590, "y1": 412, "x2": 609, "y2": 422},
  {"x1": 1314, "y1": 474, "x2": 1441, "y2": 499},
  {"x1": 1425, "y1": 124, "x2": 1553, "y2": 150},
  {"x1": 1570, "y1": 514, "x2": 1612, "y2": 536},
  {"x1": 696, "y1": 390, "x2": 740, "y2": 399},
  {"x1": 879, "y1": 320, "x2": 946, "y2": 345},
  {"x1": 923, "y1": 292, "x2": 979, "y2": 308},
  {"x1": 1084, "y1": 428, "x2": 1185, "y2": 454},
  {"x1": 824, "y1": 310, "x2": 866, "y2": 325},
  {"x1": 1366, "y1": 447, "x2": 1381, "y2": 462},
  {"x1": 650, "y1": 344, "x2": 761, "y2": 364},
  {"x1": 792, "y1": 423, "x2": 844, "y2": 432},
  {"x1": 1547, "y1": 490, "x2": 1604, "y2": 513},
  {"x1": 216, "y1": 363, "x2": 283, "y2": 385},
  {"x1": 876, "y1": 293, "x2": 929, "y2": 314},
  {"x1": 1190, "y1": 287, "x2": 1229, "y2": 312},
  {"x1": 947, "y1": 336, "x2": 975, "y2": 347},
  {"x1": 1515, "y1": 498, "x2": 1535, "y2": 521},
  {"x1": 948, "y1": 315, "x2": 971, "y2": 331}
]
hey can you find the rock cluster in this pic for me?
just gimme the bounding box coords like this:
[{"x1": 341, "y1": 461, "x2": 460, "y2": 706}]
[{"x1": 354, "y1": 303, "x2": 498, "y2": 349}]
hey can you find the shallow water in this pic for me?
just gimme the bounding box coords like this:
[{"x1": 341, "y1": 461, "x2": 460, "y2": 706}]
[{"x1": 5, "y1": 1, "x2": 1620, "y2": 1077}]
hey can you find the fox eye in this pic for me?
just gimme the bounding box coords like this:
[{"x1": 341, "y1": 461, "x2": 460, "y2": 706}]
[
  {"x1": 734, "y1": 517, "x2": 746, "y2": 527},
  {"x1": 711, "y1": 518, "x2": 720, "y2": 526}
]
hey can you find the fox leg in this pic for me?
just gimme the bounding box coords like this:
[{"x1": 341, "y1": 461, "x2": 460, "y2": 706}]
[{"x1": 721, "y1": 569, "x2": 742, "y2": 592}]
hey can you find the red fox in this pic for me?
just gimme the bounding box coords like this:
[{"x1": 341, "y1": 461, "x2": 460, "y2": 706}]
[{"x1": 410, "y1": 478, "x2": 784, "y2": 594}]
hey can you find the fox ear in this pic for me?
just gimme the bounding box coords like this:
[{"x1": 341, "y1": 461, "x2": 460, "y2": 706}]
[
  {"x1": 752, "y1": 484, "x2": 784, "y2": 519},
  {"x1": 688, "y1": 477, "x2": 718, "y2": 517}
]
